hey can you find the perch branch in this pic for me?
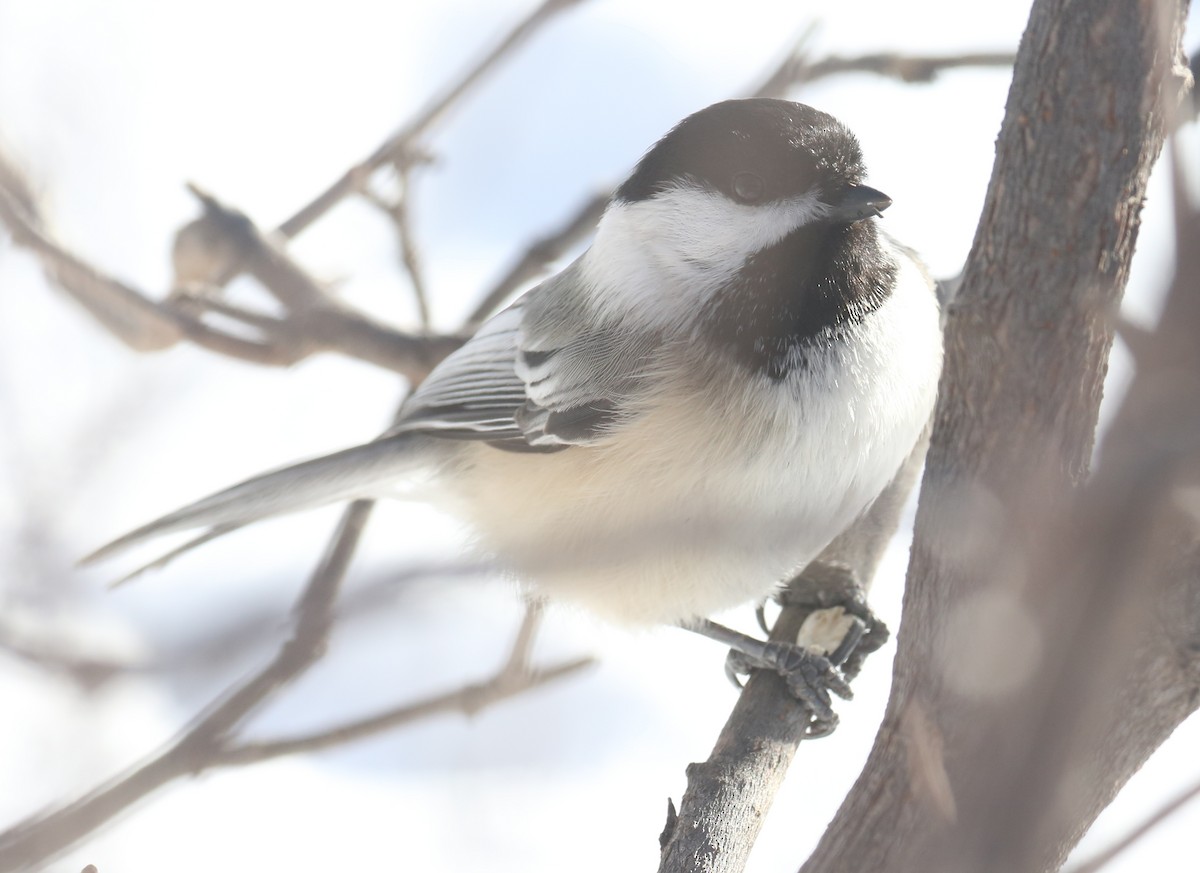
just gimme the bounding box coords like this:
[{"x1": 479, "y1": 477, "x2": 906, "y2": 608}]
[{"x1": 657, "y1": 429, "x2": 930, "y2": 873}]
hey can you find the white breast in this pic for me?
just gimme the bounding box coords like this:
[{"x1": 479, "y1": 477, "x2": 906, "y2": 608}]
[{"x1": 436, "y1": 237, "x2": 941, "y2": 627}]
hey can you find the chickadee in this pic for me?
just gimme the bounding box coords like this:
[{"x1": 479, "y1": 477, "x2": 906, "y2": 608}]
[{"x1": 88, "y1": 99, "x2": 942, "y2": 727}]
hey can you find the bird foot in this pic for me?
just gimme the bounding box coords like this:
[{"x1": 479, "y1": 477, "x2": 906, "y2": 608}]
[
  {"x1": 724, "y1": 640, "x2": 852, "y2": 738},
  {"x1": 774, "y1": 562, "x2": 889, "y2": 681}
]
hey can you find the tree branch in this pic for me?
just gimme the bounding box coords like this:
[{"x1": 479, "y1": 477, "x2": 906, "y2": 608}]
[
  {"x1": 179, "y1": 185, "x2": 464, "y2": 381},
  {"x1": 211, "y1": 657, "x2": 590, "y2": 765},
  {"x1": 1067, "y1": 773, "x2": 1200, "y2": 873},
  {"x1": 465, "y1": 190, "x2": 609, "y2": 328},
  {"x1": 276, "y1": 0, "x2": 592, "y2": 240},
  {"x1": 658, "y1": 428, "x2": 930, "y2": 873},
  {"x1": 0, "y1": 164, "x2": 181, "y2": 352},
  {"x1": 362, "y1": 170, "x2": 434, "y2": 329},
  {"x1": 753, "y1": 49, "x2": 1016, "y2": 98},
  {"x1": 214, "y1": 600, "x2": 590, "y2": 768},
  {"x1": 802, "y1": 2, "x2": 1195, "y2": 872},
  {"x1": 0, "y1": 166, "x2": 463, "y2": 381}
]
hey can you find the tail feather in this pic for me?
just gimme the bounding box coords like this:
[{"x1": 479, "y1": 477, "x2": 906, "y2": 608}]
[
  {"x1": 83, "y1": 433, "x2": 427, "y2": 565},
  {"x1": 108, "y1": 524, "x2": 246, "y2": 587}
]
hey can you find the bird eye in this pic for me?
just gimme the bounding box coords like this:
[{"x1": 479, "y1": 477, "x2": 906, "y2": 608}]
[{"x1": 732, "y1": 171, "x2": 766, "y2": 203}]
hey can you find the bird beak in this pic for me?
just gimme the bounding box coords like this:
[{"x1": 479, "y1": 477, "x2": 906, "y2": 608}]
[{"x1": 825, "y1": 184, "x2": 892, "y2": 223}]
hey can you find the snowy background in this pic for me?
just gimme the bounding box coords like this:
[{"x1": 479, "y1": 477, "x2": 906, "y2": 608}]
[{"x1": 1, "y1": 1, "x2": 1198, "y2": 871}]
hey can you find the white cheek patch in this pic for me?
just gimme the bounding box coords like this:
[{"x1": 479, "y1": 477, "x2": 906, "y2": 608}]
[{"x1": 581, "y1": 187, "x2": 829, "y2": 327}]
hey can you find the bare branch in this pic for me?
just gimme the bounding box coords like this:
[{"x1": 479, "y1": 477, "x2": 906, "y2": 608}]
[
  {"x1": 178, "y1": 186, "x2": 463, "y2": 381},
  {"x1": 0, "y1": 159, "x2": 181, "y2": 352},
  {"x1": 0, "y1": 140, "x2": 38, "y2": 218},
  {"x1": 361, "y1": 174, "x2": 433, "y2": 329},
  {"x1": 1067, "y1": 774, "x2": 1200, "y2": 873},
  {"x1": 395, "y1": 198, "x2": 432, "y2": 330},
  {"x1": 0, "y1": 624, "x2": 141, "y2": 691},
  {"x1": 0, "y1": 171, "x2": 314, "y2": 365},
  {"x1": 657, "y1": 429, "x2": 930, "y2": 873},
  {"x1": 465, "y1": 190, "x2": 608, "y2": 328},
  {"x1": 277, "y1": 0, "x2": 592, "y2": 241},
  {"x1": 503, "y1": 599, "x2": 545, "y2": 674},
  {"x1": 3, "y1": 0, "x2": 594, "y2": 372},
  {"x1": 751, "y1": 39, "x2": 1015, "y2": 99},
  {"x1": 0, "y1": 164, "x2": 463, "y2": 381},
  {"x1": 214, "y1": 655, "x2": 591, "y2": 765},
  {"x1": 0, "y1": 518, "x2": 587, "y2": 873}
]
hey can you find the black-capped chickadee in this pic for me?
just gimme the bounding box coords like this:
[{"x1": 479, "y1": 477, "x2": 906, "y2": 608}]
[{"x1": 87, "y1": 99, "x2": 942, "y2": 729}]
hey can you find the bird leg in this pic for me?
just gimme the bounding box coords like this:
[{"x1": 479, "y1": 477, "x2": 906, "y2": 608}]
[
  {"x1": 685, "y1": 618, "x2": 853, "y2": 738},
  {"x1": 689, "y1": 564, "x2": 889, "y2": 737}
]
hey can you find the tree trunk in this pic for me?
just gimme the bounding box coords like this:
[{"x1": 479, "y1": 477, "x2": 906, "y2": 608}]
[{"x1": 801, "y1": 1, "x2": 1195, "y2": 871}]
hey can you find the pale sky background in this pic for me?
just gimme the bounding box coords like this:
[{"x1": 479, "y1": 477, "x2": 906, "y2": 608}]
[{"x1": 0, "y1": 1, "x2": 1198, "y2": 871}]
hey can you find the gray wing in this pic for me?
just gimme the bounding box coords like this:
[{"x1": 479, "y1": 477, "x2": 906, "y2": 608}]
[
  {"x1": 83, "y1": 266, "x2": 655, "y2": 571},
  {"x1": 391, "y1": 263, "x2": 658, "y2": 451}
]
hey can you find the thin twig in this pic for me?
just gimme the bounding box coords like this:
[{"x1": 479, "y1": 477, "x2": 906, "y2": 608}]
[
  {"x1": 362, "y1": 177, "x2": 433, "y2": 329},
  {"x1": 179, "y1": 186, "x2": 464, "y2": 381},
  {"x1": 1067, "y1": 775, "x2": 1200, "y2": 873},
  {"x1": 0, "y1": 628, "x2": 141, "y2": 690},
  {"x1": 277, "y1": 0, "x2": 592, "y2": 240},
  {"x1": 0, "y1": 164, "x2": 461, "y2": 377},
  {"x1": 753, "y1": 47, "x2": 1015, "y2": 98},
  {"x1": 142, "y1": 558, "x2": 500, "y2": 685},
  {"x1": 397, "y1": 192, "x2": 432, "y2": 329},
  {"x1": 504, "y1": 600, "x2": 545, "y2": 674},
  {"x1": 210, "y1": 600, "x2": 581, "y2": 768},
  {"x1": 0, "y1": 179, "x2": 181, "y2": 351},
  {"x1": 1, "y1": 179, "x2": 303, "y2": 364},
  {"x1": 214, "y1": 656, "x2": 590, "y2": 765},
  {"x1": 748, "y1": 22, "x2": 824, "y2": 98},
  {"x1": 0, "y1": 141, "x2": 38, "y2": 219},
  {"x1": 465, "y1": 191, "x2": 608, "y2": 327}
]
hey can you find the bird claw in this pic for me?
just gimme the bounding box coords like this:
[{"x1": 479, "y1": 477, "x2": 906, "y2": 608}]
[
  {"x1": 755, "y1": 601, "x2": 770, "y2": 635},
  {"x1": 724, "y1": 640, "x2": 853, "y2": 732},
  {"x1": 718, "y1": 564, "x2": 889, "y2": 735},
  {"x1": 777, "y1": 564, "x2": 890, "y2": 680}
]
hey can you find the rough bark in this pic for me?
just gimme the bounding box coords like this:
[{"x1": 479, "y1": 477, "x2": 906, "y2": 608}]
[{"x1": 801, "y1": 1, "x2": 1194, "y2": 872}]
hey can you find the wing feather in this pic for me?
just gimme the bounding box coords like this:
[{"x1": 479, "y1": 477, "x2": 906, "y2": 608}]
[{"x1": 390, "y1": 263, "x2": 657, "y2": 448}]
